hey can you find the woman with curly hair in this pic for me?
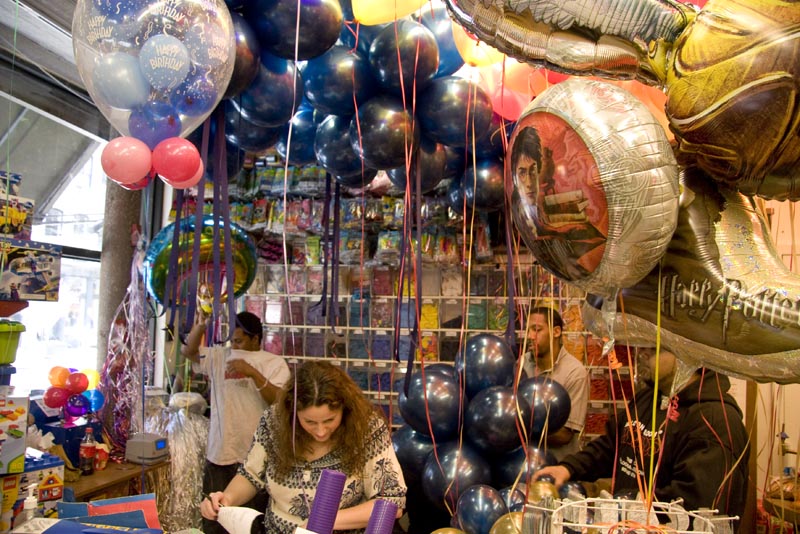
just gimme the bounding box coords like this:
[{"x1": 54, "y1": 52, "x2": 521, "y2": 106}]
[{"x1": 200, "y1": 360, "x2": 407, "y2": 534}]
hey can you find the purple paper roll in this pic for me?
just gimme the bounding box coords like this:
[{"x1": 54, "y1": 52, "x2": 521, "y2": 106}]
[
  {"x1": 365, "y1": 499, "x2": 398, "y2": 534},
  {"x1": 307, "y1": 469, "x2": 347, "y2": 534}
]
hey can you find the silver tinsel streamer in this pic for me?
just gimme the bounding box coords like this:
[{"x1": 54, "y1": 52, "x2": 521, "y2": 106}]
[{"x1": 146, "y1": 398, "x2": 209, "y2": 532}]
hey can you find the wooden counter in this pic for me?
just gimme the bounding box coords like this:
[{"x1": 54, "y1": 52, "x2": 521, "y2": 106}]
[
  {"x1": 65, "y1": 460, "x2": 170, "y2": 502},
  {"x1": 764, "y1": 497, "x2": 800, "y2": 527}
]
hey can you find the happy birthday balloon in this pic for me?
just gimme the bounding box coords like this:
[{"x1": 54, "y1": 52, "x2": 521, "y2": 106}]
[{"x1": 72, "y1": 0, "x2": 235, "y2": 142}]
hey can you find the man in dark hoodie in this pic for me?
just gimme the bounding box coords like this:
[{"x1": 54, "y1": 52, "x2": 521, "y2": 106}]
[{"x1": 533, "y1": 346, "x2": 749, "y2": 528}]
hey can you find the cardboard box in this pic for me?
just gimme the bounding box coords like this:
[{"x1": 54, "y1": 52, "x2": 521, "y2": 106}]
[
  {"x1": 43, "y1": 421, "x2": 103, "y2": 469},
  {"x1": 0, "y1": 452, "x2": 65, "y2": 532},
  {"x1": 0, "y1": 396, "x2": 28, "y2": 475},
  {"x1": 0, "y1": 239, "x2": 61, "y2": 302},
  {"x1": 0, "y1": 196, "x2": 34, "y2": 241}
]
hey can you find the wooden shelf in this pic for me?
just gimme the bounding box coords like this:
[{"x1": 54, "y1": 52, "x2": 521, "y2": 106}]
[
  {"x1": 0, "y1": 300, "x2": 28, "y2": 317},
  {"x1": 65, "y1": 460, "x2": 170, "y2": 502}
]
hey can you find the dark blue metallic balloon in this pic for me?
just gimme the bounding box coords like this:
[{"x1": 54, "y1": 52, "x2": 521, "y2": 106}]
[
  {"x1": 398, "y1": 369, "x2": 461, "y2": 441},
  {"x1": 470, "y1": 113, "x2": 514, "y2": 158},
  {"x1": 559, "y1": 481, "x2": 588, "y2": 500},
  {"x1": 335, "y1": 169, "x2": 378, "y2": 188},
  {"x1": 170, "y1": 69, "x2": 218, "y2": 117},
  {"x1": 392, "y1": 424, "x2": 435, "y2": 487},
  {"x1": 128, "y1": 101, "x2": 182, "y2": 150},
  {"x1": 491, "y1": 445, "x2": 557, "y2": 488},
  {"x1": 462, "y1": 157, "x2": 506, "y2": 212},
  {"x1": 419, "y1": 362, "x2": 456, "y2": 378},
  {"x1": 315, "y1": 114, "x2": 370, "y2": 177},
  {"x1": 225, "y1": 12, "x2": 261, "y2": 99},
  {"x1": 235, "y1": 53, "x2": 302, "y2": 127},
  {"x1": 415, "y1": 2, "x2": 464, "y2": 77},
  {"x1": 224, "y1": 100, "x2": 282, "y2": 153},
  {"x1": 386, "y1": 135, "x2": 457, "y2": 194},
  {"x1": 422, "y1": 441, "x2": 492, "y2": 511},
  {"x1": 276, "y1": 108, "x2": 319, "y2": 166},
  {"x1": 456, "y1": 485, "x2": 509, "y2": 534},
  {"x1": 338, "y1": 20, "x2": 387, "y2": 57},
  {"x1": 417, "y1": 76, "x2": 494, "y2": 147},
  {"x1": 303, "y1": 45, "x2": 377, "y2": 116},
  {"x1": 464, "y1": 386, "x2": 530, "y2": 456},
  {"x1": 244, "y1": 0, "x2": 342, "y2": 60},
  {"x1": 517, "y1": 376, "x2": 571, "y2": 436},
  {"x1": 349, "y1": 94, "x2": 419, "y2": 170},
  {"x1": 368, "y1": 20, "x2": 439, "y2": 98},
  {"x1": 454, "y1": 334, "x2": 516, "y2": 399},
  {"x1": 498, "y1": 487, "x2": 526, "y2": 512}
]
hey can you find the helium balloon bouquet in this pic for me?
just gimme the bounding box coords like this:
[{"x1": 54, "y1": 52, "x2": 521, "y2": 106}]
[{"x1": 72, "y1": 0, "x2": 236, "y2": 189}]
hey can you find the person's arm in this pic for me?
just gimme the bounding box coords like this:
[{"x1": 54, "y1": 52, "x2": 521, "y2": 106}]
[
  {"x1": 652, "y1": 402, "x2": 749, "y2": 517},
  {"x1": 226, "y1": 359, "x2": 282, "y2": 403},
  {"x1": 334, "y1": 415, "x2": 406, "y2": 531},
  {"x1": 182, "y1": 321, "x2": 208, "y2": 363},
  {"x1": 199, "y1": 474, "x2": 258, "y2": 521}
]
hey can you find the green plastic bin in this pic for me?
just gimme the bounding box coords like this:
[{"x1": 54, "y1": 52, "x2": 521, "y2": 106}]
[{"x1": 0, "y1": 320, "x2": 25, "y2": 364}]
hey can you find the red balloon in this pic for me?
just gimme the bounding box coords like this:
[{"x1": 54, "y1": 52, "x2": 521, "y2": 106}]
[
  {"x1": 43, "y1": 386, "x2": 71, "y2": 409},
  {"x1": 101, "y1": 136, "x2": 153, "y2": 185},
  {"x1": 152, "y1": 137, "x2": 201, "y2": 183},
  {"x1": 65, "y1": 372, "x2": 89, "y2": 394},
  {"x1": 162, "y1": 160, "x2": 204, "y2": 189}
]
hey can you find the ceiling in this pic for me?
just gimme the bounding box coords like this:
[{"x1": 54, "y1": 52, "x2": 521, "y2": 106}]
[{"x1": 0, "y1": 0, "x2": 110, "y2": 221}]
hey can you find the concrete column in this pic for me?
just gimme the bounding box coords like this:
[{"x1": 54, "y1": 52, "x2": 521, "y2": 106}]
[{"x1": 96, "y1": 185, "x2": 141, "y2": 368}]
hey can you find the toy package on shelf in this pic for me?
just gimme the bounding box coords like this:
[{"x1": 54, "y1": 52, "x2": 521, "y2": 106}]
[
  {"x1": 0, "y1": 196, "x2": 34, "y2": 241},
  {"x1": 0, "y1": 173, "x2": 21, "y2": 197},
  {"x1": 0, "y1": 239, "x2": 61, "y2": 302}
]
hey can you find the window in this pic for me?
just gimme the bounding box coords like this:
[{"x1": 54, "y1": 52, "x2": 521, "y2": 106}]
[{"x1": 8, "y1": 143, "x2": 106, "y2": 395}]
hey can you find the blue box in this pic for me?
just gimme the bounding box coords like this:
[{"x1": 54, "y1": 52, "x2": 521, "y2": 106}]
[{"x1": 43, "y1": 421, "x2": 103, "y2": 468}]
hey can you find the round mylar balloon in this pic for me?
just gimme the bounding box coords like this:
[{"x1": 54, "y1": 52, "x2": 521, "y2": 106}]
[
  {"x1": 509, "y1": 78, "x2": 679, "y2": 297},
  {"x1": 72, "y1": 0, "x2": 235, "y2": 143},
  {"x1": 143, "y1": 215, "x2": 257, "y2": 306}
]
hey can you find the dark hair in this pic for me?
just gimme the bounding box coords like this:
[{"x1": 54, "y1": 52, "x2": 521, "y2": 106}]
[
  {"x1": 273, "y1": 361, "x2": 374, "y2": 477},
  {"x1": 528, "y1": 306, "x2": 563, "y2": 331},
  {"x1": 511, "y1": 126, "x2": 543, "y2": 170},
  {"x1": 235, "y1": 311, "x2": 263, "y2": 343}
]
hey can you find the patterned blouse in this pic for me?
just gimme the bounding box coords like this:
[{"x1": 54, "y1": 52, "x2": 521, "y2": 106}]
[{"x1": 238, "y1": 406, "x2": 407, "y2": 534}]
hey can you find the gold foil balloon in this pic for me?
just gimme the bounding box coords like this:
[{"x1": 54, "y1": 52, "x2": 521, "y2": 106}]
[
  {"x1": 489, "y1": 512, "x2": 523, "y2": 534},
  {"x1": 583, "y1": 167, "x2": 800, "y2": 384},
  {"x1": 143, "y1": 216, "x2": 257, "y2": 307},
  {"x1": 443, "y1": 0, "x2": 800, "y2": 200},
  {"x1": 509, "y1": 78, "x2": 679, "y2": 297},
  {"x1": 431, "y1": 529, "x2": 466, "y2": 534},
  {"x1": 526, "y1": 480, "x2": 559, "y2": 503}
]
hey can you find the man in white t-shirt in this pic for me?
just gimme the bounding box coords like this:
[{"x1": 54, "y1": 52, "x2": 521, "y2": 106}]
[
  {"x1": 183, "y1": 311, "x2": 290, "y2": 534},
  {"x1": 521, "y1": 307, "x2": 589, "y2": 461}
]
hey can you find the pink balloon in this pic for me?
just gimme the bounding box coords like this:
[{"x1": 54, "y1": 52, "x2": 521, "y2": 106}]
[
  {"x1": 152, "y1": 137, "x2": 201, "y2": 183},
  {"x1": 101, "y1": 137, "x2": 153, "y2": 184},
  {"x1": 161, "y1": 160, "x2": 204, "y2": 189},
  {"x1": 118, "y1": 169, "x2": 155, "y2": 191}
]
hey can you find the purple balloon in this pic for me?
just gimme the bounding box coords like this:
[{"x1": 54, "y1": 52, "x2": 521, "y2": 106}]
[
  {"x1": 129, "y1": 101, "x2": 183, "y2": 150},
  {"x1": 65, "y1": 394, "x2": 90, "y2": 418}
]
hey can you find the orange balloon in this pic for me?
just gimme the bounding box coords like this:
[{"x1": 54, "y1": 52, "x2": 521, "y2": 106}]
[
  {"x1": 48, "y1": 366, "x2": 71, "y2": 387},
  {"x1": 451, "y1": 21, "x2": 505, "y2": 66}
]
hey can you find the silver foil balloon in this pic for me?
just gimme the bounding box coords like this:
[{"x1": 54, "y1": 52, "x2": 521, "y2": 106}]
[
  {"x1": 509, "y1": 78, "x2": 679, "y2": 296},
  {"x1": 583, "y1": 166, "x2": 800, "y2": 384}
]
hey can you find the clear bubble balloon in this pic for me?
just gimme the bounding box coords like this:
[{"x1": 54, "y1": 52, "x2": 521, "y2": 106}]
[{"x1": 72, "y1": 0, "x2": 235, "y2": 142}]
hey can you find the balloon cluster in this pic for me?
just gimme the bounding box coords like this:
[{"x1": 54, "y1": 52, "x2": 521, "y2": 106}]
[
  {"x1": 393, "y1": 334, "x2": 573, "y2": 534},
  {"x1": 71, "y1": 0, "x2": 237, "y2": 190},
  {"x1": 43, "y1": 366, "x2": 105, "y2": 422},
  {"x1": 171, "y1": 0, "x2": 520, "y2": 212}
]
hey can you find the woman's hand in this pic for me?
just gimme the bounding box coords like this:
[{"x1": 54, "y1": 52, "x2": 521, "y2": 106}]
[{"x1": 200, "y1": 491, "x2": 225, "y2": 521}]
